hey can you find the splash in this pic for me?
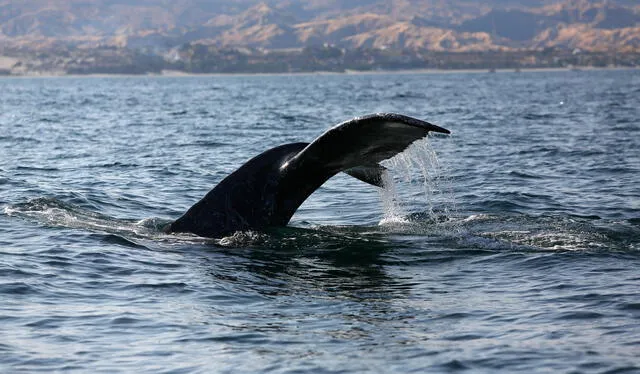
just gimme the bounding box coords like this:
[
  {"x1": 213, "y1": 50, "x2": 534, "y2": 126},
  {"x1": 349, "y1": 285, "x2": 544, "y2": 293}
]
[
  {"x1": 4, "y1": 197, "x2": 272, "y2": 247},
  {"x1": 378, "y1": 137, "x2": 456, "y2": 227},
  {"x1": 377, "y1": 169, "x2": 408, "y2": 225},
  {"x1": 217, "y1": 230, "x2": 268, "y2": 247},
  {"x1": 4, "y1": 197, "x2": 181, "y2": 243}
]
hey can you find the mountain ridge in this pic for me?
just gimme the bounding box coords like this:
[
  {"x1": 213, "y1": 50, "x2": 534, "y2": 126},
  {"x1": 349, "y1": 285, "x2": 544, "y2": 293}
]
[{"x1": 1, "y1": 0, "x2": 639, "y2": 52}]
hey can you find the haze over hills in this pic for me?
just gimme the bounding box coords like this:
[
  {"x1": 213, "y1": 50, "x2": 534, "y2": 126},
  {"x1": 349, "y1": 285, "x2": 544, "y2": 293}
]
[
  {"x1": 0, "y1": 0, "x2": 639, "y2": 74},
  {"x1": 1, "y1": 0, "x2": 639, "y2": 52}
]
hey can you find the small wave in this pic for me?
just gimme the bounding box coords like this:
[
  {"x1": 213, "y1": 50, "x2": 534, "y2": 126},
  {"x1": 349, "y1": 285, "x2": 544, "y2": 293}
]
[
  {"x1": 378, "y1": 215, "x2": 411, "y2": 226},
  {"x1": 523, "y1": 113, "x2": 554, "y2": 120},
  {"x1": 618, "y1": 302, "x2": 640, "y2": 311},
  {"x1": 39, "y1": 117, "x2": 60, "y2": 123},
  {"x1": 556, "y1": 311, "x2": 604, "y2": 320},
  {"x1": 175, "y1": 140, "x2": 230, "y2": 148},
  {"x1": 460, "y1": 213, "x2": 494, "y2": 223},
  {"x1": 100, "y1": 234, "x2": 149, "y2": 249},
  {"x1": 374, "y1": 211, "x2": 458, "y2": 237},
  {"x1": 484, "y1": 230, "x2": 603, "y2": 251},
  {"x1": 6, "y1": 197, "x2": 108, "y2": 221},
  {"x1": 0, "y1": 282, "x2": 37, "y2": 295},
  {"x1": 15, "y1": 166, "x2": 60, "y2": 172},
  {"x1": 391, "y1": 92, "x2": 427, "y2": 100},
  {"x1": 482, "y1": 200, "x2": 530, "y2": 212},
  {"x1": 508, "y1": 170, "x2": 543, "y2": 179},
  {"x1": 87, "y1": 162, "x2": 140, "y2": 169},
  {"x1": 513, "y1": 145, "x2": 559, "y2": 156},
  {"x1": 277, "y1": 113, "x2": 298, "y2": 123},
  {"x1": 457, "y1": 233, "x2": 530, "y2": 251},
  {"x1": 4, "y1": 197, "x2": 176, "y2": 245},
  {"x1": 120, "y1": 282, "x2": 190, "y2": 292},
  {"x1": 436, "y1": 360, "x2": 470, "y2": 371},
  {"x1": 110, "y1": 316, "x2": 142, "y2": 325},
  {"x1": 587, "y1": 166, "x2": 635, "y2": 174},
  {"x1": 217, "y1": 231, "x2": 269, "y2": 247},
  {"x1": 137, "y1": 217, "x2": 171, "y2": 231},
  {"x1": 438, "y1": 213, "x2": 633, "y2": 253},
  {"x1": 0, "y1": 136, "x2": 42, "y2": 144}
]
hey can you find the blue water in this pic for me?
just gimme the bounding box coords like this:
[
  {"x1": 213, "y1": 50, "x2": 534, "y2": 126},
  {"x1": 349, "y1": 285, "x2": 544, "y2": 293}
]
[{"x1": 1, "y1": 70, "x2": 639, "y2": 373}]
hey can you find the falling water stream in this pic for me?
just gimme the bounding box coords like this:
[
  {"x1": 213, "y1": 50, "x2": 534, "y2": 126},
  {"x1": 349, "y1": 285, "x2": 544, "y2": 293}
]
[{"x1": 1, "y1": 71, "x2": 639, "y2": 373}]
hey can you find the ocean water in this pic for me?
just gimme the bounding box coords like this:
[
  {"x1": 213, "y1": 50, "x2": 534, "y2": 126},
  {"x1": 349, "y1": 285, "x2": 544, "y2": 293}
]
[{"x1": 1, "y1": 70, "x2": 639, "y2": 373}]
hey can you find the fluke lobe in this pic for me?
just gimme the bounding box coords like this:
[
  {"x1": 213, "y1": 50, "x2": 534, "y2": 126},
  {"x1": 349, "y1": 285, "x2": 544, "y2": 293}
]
[{"x1": 166, "y1": 113, "x2": 450, "y2": 238}]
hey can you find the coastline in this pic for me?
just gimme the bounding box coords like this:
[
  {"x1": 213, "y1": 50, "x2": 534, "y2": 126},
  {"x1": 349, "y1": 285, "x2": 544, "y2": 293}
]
[{"x1": 1, "y1": 66, "x2": 637, "y2": 79}]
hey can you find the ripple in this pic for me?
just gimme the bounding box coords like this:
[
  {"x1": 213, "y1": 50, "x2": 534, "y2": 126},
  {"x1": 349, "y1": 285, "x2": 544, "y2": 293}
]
[
  {"x1": 391, "y1": 91, "x2": 427, "y2": 99},
  {"x1": 1, "y1": 70, "x2": 640, "y2": 374},
  {"x1": 602, "y1": 366, "x2": 640, "y2": 374},
  {"x1": 0, "y1": 267, "x2": 37, "y2": 277},
  {"x1": 100, "y1": 234, "x2": 149, "y2": 249},
  {"x1": 0, "y1": 282, "x2": 36, "y2": 295},
  {"x1": 523, "y1": 113, "x2": 554, "y2": 120},
  {"x1": 15, "y1": 165, "x2": 60, "y2": 172},
  {"x1": 618, "y1": 303, "x2": 640, "y2": 311},
  {"x1": 508, "y1": 170, "x2": 544, "y2": 179},
  {"x1": 121, "y1": 282, "x2": 190, "y2": 291},
  {"x1": 110, "y1": 316, "x2": 142, "y2": 325},
  {"x1": 437, "y1": 360, "x2": 470, "y2": 370},
  {"x1": 88, "y1": 162, "x2": 140, "y2": 168},
  {"x1": 175, "y1": 140, "x2": 230, "y2": 148},
  {"x1": 556, "y1": 311, "x2": 605, "y2": 320},
  {"x1": 24, "y1": 317, "x2": 65, "y2": 328}
]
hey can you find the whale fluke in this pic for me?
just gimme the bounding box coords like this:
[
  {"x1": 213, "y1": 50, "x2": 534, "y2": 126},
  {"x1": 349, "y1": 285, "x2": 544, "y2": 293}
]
[{"x1": 167, "y1": 113, "x2": 450, "y2": 238}]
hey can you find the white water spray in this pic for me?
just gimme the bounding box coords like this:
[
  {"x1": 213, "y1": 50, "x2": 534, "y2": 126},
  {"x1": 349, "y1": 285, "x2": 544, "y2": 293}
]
[
  {"x1": 378, "y1": 169, "x2": 408, "y2": 225},
  {"x1": 377, "y1": 137, "x2": 456, "y2": 227}
]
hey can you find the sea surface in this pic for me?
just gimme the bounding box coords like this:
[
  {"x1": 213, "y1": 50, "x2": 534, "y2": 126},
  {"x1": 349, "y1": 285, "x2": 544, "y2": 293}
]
[{"x1": 1, "y1": 70, "x2": 639, "y2": 373}]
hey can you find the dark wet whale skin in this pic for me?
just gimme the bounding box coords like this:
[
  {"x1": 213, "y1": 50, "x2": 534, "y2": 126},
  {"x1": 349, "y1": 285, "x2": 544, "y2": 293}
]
[{"x1": 168, "y1": 113, "x2": 450, "y2": 238}]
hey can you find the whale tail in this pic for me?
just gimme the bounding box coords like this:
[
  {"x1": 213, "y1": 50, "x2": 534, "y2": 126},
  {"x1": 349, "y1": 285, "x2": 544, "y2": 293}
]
[{"x1": 168, "y1": 113, "x2": 450, "y2": 238}]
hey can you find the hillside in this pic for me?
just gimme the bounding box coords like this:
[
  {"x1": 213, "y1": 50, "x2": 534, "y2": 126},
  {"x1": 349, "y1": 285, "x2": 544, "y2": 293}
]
[
  {"x1": 0, "y1": 0, "x2": 639, "y2": 74},
  {"x1": 1, "y1": 0, "x2": 638, "y2": 52}
]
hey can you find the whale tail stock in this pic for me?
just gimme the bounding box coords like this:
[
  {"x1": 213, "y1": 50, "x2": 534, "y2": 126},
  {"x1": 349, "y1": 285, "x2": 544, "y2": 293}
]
[{"x1": 168, "y1": 113, "x2": 450, "y2": 238}]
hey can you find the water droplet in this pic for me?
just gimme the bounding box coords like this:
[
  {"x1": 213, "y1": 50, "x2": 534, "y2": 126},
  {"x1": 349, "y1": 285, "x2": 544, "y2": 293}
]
[{"x1": 378, "y1": 138, "x2": 457, "y2": 225}]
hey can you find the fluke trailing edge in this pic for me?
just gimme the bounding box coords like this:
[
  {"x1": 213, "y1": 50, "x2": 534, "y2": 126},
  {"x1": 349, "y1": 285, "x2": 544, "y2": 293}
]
[{"x1": 166, "y1": 113, "x2": 450, "y2": 238}]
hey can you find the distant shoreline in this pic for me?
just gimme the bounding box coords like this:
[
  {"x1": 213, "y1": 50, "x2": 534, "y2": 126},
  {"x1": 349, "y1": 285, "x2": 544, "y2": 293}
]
[{"x1": 1, "y1": 66, "x2": 638, "y2": 79}]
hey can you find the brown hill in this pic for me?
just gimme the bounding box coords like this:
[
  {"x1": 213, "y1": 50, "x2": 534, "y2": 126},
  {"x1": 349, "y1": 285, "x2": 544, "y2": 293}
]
[{"x1": 0, "y1": 0, "x2": 638, "y2": 52}]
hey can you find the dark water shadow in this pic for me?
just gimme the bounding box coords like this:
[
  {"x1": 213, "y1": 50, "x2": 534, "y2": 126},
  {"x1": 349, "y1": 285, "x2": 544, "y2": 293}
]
[{"x1": 181, "y1": 226, "x2": 425, "y2": 303}]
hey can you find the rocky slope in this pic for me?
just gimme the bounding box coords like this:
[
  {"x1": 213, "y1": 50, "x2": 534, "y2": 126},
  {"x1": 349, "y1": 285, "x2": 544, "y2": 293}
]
[{"x1": 0, "y1": 0, "x2": 638, "y2": 52}]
